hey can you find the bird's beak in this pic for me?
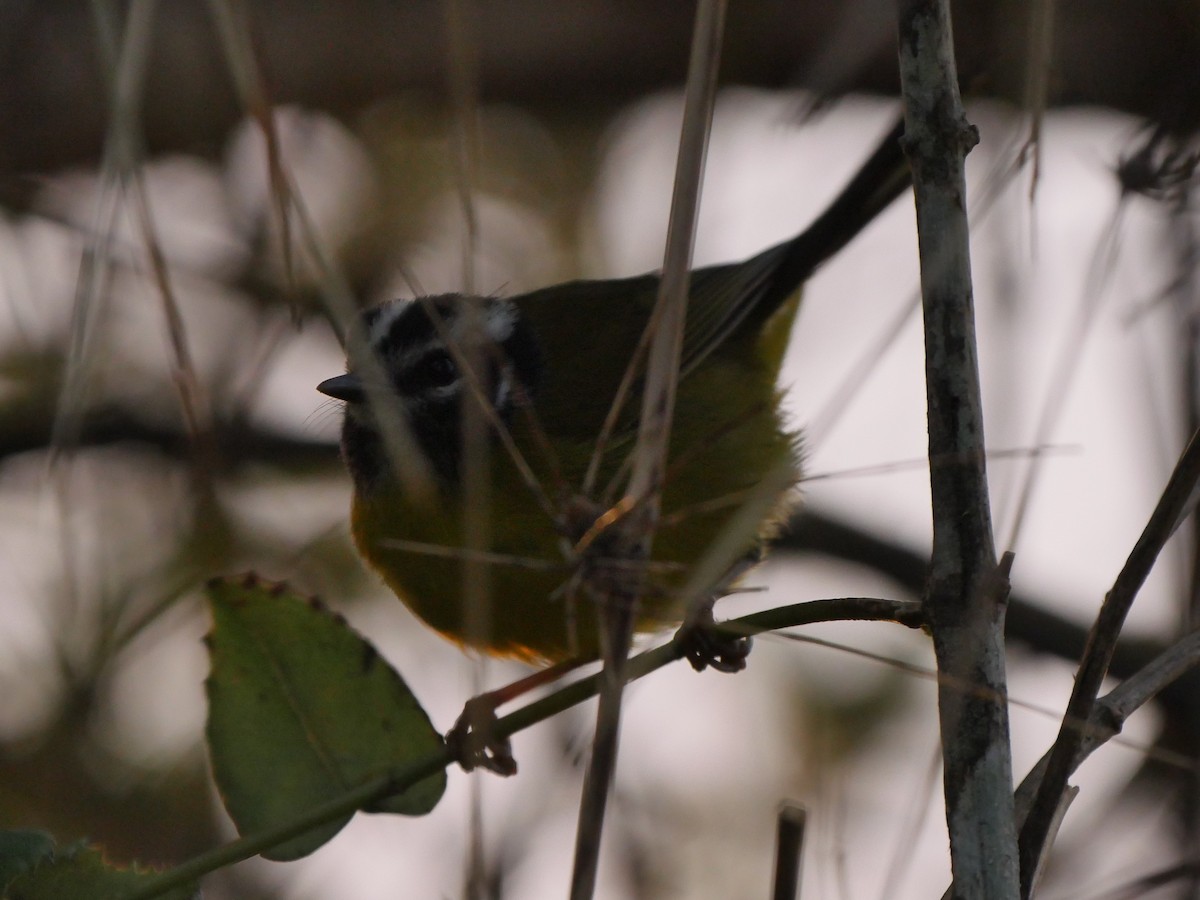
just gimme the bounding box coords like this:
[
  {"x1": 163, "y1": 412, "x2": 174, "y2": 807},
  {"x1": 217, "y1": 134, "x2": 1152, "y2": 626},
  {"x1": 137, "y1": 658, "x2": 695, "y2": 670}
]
[{"x1": 316, "y1": 373, "x2": 365, "y2": 403}]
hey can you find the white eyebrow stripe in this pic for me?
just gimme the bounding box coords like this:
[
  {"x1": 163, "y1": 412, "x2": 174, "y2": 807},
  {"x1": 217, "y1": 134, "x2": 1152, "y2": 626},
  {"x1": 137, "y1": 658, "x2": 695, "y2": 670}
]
[
  {"x1": 365, "y1": 298, "x2": 520, "y2": 413},
  {"x1": 439, "y1": 299, "x2": 515, "y2": 346},
  {"x1": 484, "y1": 300, "x2": 516, "y2": 343},
  {"x1": 374, "y1": 298, "x2": 515, "y2": 355},
  {"x1": 368, "y1": 299, "x2": 410, "y2": 346}
]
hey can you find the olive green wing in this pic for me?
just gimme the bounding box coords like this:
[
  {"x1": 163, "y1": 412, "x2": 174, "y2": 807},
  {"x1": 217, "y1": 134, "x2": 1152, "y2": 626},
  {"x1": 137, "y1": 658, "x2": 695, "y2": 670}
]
[
  {"x1": 513, "y1": 273, "x2": 660, "y2": 441},
  {"x1": 512, "y1": 117, "x2": 909, "y2": 440}
]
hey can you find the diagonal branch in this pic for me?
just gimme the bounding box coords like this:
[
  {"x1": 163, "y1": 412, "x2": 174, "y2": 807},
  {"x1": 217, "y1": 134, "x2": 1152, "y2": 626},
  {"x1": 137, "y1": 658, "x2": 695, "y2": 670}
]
[
  {"x1": 124, "y1": 596, "x2": 920, "y2": 900},
  {"x1": 1017, "y1": 424, "x2": 1200, "y2": 896},
  {"x1": 996, "y1": 627, "x2": 1200, "y2": 900}
]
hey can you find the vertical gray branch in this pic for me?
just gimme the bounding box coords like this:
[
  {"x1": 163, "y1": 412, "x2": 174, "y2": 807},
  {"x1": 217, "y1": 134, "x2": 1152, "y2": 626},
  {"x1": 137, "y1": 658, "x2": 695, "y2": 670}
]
[{"x1": 895, "y1": 2, "x2": 1019, "y2": 898}]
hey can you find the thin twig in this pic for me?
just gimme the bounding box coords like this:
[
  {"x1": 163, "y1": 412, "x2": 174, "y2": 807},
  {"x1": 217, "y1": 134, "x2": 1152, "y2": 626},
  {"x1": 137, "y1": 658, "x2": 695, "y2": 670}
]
[
  {"x1": 1014, "y1": 627, "x2": 1200, "y2": 827},
  {"x1": 972, "y1": 627, "x2": 1200, "y2": 900},
  {"x1": 772, "y1": 803, "x2": 807, "y2": 900},
  {"x1": 1018, "y1": 425, "x2": 1200, "y2": 896},
  {"x1": 123, "y1": 596, "x2": 920, "y2": 900}
]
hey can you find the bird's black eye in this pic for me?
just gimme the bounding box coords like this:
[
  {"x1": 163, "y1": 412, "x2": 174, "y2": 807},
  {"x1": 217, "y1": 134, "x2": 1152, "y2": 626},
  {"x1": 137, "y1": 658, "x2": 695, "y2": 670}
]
[{"x1": 423, "y1": 349, "x2": 458, "y2": 388}]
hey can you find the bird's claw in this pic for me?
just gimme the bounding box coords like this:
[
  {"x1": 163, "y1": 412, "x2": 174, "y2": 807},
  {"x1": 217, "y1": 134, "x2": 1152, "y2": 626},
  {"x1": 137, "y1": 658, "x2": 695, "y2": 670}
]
[
  {"x1": 675, "y1": 608, "x2": 752, "y2": 673},
  {"x1": 446, "y1": 696, "x2": 518, "y2": 776}
]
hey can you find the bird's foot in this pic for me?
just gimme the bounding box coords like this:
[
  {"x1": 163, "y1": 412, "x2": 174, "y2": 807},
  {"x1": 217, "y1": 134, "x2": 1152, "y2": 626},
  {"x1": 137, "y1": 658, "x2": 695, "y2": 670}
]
[
  {"x1": 446, "y1": 696, "x2": 517, "y2": 776},
  {"x1": 444, "y1": 658, "x2": 586, "y2": 775},
  {"x1": 675, "y1": 606, "x2": 752, "y2": 674}
]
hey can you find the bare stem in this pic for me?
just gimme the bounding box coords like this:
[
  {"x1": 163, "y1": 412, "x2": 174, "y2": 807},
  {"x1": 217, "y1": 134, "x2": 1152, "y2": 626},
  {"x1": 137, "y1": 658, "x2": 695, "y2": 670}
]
[
  {"x1": 1017, "y1": 425, "x2": 1200, "y2": 896},
  {"x1": 125, "y1": 597, "x2": 919, "y2": 900},
  {"x1": 896, "y1": 1, "x2": 1019, "y2": 897}
]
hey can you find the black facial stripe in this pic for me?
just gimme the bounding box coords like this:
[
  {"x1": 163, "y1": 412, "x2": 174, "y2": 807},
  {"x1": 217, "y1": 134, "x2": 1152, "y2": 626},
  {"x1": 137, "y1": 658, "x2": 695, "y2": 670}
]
[
  {"x1": 376, "y1": 299, "x2": 456, "y2": 362},
  {"x1": 341, "y1": 294, "x2": 544, "y2": 492}
]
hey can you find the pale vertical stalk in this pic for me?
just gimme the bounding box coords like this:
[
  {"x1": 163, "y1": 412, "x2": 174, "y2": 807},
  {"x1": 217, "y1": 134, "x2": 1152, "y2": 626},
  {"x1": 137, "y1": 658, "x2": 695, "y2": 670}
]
[
  {"x1": 55, "y1": 0, "x2": 158, "y2": 452},
  {"x1": 441, "y1": 0, "x2": 487, "y2": 656},
  {"x1": 442, "y1": 1, "x2": 490, "y2": 896},
  {"x1": 569, "y1": 2, "x2": 727, "y2": 897},
  {"x1": 1020, "y1": 0, "x2": 1057, "y2": 193},
  {"x1": 895, "y1": 1, "x2": 1019, "y2": 897},
  {"x1": 55, "y1": 0, "x2": 181, "y2": 668},
  {"x1": 207, "y1": 0, "x2": 437, "y2": 501}
]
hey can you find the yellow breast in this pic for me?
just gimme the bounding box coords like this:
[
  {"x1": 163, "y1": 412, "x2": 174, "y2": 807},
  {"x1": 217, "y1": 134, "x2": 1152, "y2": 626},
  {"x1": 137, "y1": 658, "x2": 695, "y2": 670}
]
[{"x1": 349, "y1": 294, "x2": 801, "y2": 663}]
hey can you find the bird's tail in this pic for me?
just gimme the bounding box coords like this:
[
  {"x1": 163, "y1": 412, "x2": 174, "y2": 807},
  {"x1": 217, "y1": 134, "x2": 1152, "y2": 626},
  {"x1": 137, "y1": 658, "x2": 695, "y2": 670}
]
[{"x1": 763, "y1": 115, "x2": 910, "y2": 311}]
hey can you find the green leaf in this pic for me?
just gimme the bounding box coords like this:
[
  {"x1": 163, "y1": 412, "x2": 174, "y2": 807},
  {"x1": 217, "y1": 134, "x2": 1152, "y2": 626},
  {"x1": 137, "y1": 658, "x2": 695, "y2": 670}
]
[
  {"x1": 205, "y1": 574, "x2": 447, "y2": 861},
  {"x1": 2, "y1": 840, "x2": 196, "y2": 900},
  {"x1": 0, "y1": 830, "x2": 55, "y2": 889}
]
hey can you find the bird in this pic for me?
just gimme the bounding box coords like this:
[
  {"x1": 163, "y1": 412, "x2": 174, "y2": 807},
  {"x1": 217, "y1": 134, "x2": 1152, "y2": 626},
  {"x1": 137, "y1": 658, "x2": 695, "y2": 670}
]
[{"x1": 318, "y1": 118, "x2": 910, "y2": 667}]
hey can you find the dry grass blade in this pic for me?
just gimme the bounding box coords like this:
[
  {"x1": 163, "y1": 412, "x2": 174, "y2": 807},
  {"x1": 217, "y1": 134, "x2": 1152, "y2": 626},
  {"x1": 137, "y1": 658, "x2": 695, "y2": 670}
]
[
  {"x1": 53, "y1": 0, "x2": 157, "y2": 456},
  {"x1": 206, "y1": 0, "x2": 296, "y2": 290},
  {"x1": 207, "y1": 0, "x2": 439, "y2": 501},
  {"x1": 581, "y1": 318, "x2": 651, "y2": 498},
  {"x1": 48, "y1": 0, "x2": 165, "y2": 667},
  {"x1": 798, "y1": 444, "x2": 1074, "y2": 490},
  {"x1": 625, "y1": 15, "x2": 723, "y2": 514},
  {"x1": 807, "y1": 111, "x2": 1027, "y2": 452},
  {"x1": 806, "y1": 286, "x2": 920, "y2": 449},
  {"x1": 98, "y1": 0, "x2": 213, "y2": 455},
  {"x1": 1001, "y1": 193, "x2": 1131, "y2": 555},
  {"x1": 570, "y1": 2, "x2": 728, "y2": 898},
  {"x1": 378, "y1": 537, "x2": 566, "y2": 572},
  {"x1": 756, "y1": 627, "x2": 1189, "y2": 774},
  {"x1": 677, "y1": 456, "x2": 795, "y2": 624},
  {"x1": 439, "y1": 8, "x2": 493, "y2": 891},
  {"x1": 877, "y1": 743, "x2": 942, "y2": 900},
  {"x1": 1020, "y1": 0, "x2": 1057, "y2": 195}
]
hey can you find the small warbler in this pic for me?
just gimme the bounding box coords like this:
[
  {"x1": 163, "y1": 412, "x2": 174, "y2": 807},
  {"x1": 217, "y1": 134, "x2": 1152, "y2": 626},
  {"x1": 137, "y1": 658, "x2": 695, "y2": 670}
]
[{"x1": 319, "y1": 120, "x2": 909, "y2": 664}]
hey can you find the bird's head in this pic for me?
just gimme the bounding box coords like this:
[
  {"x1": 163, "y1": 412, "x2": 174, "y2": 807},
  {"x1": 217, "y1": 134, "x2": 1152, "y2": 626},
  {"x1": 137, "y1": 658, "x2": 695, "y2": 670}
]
[{"x1": 318, "y1": 295, "x2": 543, "y2": 490}]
